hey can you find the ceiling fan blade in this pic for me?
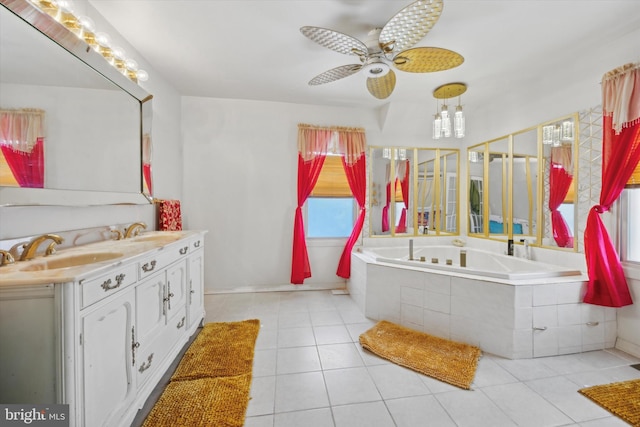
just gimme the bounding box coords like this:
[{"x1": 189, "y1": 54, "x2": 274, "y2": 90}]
[
  {"x1": 393, "y1": 47, "x2": 463, "y2": 73},
  {"x1": 366, "y1": 70, "x2": 396, "y2": 99},
  {"x1": 308, "y1": 64, "x2": 363, "y2": 86},
  {"x1": 379, "y1": 0, "x2": 443, "y2": 54},
  {"x1": 300, "y1": 26, "x2": 368, "y2": 57}
]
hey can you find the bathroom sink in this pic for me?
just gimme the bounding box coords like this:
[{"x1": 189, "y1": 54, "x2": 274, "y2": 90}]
[
  {"x1": 131, "y1": 233, "x2": 183, "y2": 244},
  {"x1": 19, "y1": 252, "x2": 124, "y2": 271}
]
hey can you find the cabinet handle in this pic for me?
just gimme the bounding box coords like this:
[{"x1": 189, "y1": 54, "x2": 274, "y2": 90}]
[
  {"x1": 194, "y1": 240, "x2": 201, "y2": 248},
  {"x1": 533, "y1": 326, "x2": 547, "y2": 331},
  {"x1": 142, "y1": 260, "x2": 157, "y2": 272},
  {"x1": 179, "y1": 246, "x2": 188, "y2": 255},
  {"x1": 131, "y1": 327, "x2": 140, "y2": 366},
  {"x1": 101, "y1": 273, "x2": 125, "y2": 292},
  {"x1": 586, "y1": 321, "x2": 600, "y2": 326},
  {"x1": 139, "y1": 353, "x2": 154, "y2": 373},
  {"x1": 176, "y1": 316, "x2": 185, "y2": 329}
]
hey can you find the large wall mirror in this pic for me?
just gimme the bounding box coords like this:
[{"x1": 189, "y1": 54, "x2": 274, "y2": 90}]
[
  {"x1": 0, "y1": 0, "x2": 152, "y2": 206},
  {"x1": 467, "y1": 113, "x2": 578, "y2": 251},
  {"x1": 369, "y1": 147, "x2": 459, "y2": 237}
]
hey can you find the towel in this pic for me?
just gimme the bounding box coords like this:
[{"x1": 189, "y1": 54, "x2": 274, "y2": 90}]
[{"x1": 157, "y1": 199, "x2": 183, "y2": 231}]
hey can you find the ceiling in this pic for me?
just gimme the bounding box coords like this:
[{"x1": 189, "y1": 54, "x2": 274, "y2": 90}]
[{"x1": 88, "y1": 0, "x2": 640, "y2": 110}]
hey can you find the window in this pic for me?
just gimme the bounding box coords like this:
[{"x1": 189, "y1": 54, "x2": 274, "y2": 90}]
[
  {"x1": 306, "y1": 155, "x2": 355, "y2": 238},
  {"x1": 621, "y1": 188, "x2": 640, "y2": 263}
]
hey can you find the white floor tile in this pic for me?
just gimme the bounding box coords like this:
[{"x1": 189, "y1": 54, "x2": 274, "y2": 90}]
[
  {"x1": 332, "y1": 401, "x2": 395, "y2": 427},
  {"x1": 323, "y1": 367, "x2": 382, "y2": 406},
  {"x1": 385, "y1": 395, "x2": 457, "y2": 427},
  {"x1": 313, "y1": 325, "x2": 352, "y2": 345},
  {"x1": 317, "y1": 343, "x2": 364, "y2": 370},
  {"x1": 273, "y1": 408, "x2": 334, "y2": 427},
  {"x1": 482, "y1": 382, "x2": 573, "y2": 427},
  {"x1": 253, "y1": 349, "x2": 277, "y2": 377},
  {"x1": 310, "y1": 310, "x2": 344, "y2": 326},
  {"x1": 277, "y1": 326, "x2": 316, "y2": 348},
  {"x1": 435, "y1": 389, "x2": 517, "y2": 427},
  {"x1": 244, "y1": 414, "x2": 274, "y2": 427},
  {"x1": 274, "y1": 371, "x2": 329, "y2": 413},
  {"x1": 247, "y1": 376, "x2": 276, "y2": 417},
  {"x1": 276, "y1": 346, "x2": 321, "y2": 374},
  {"x1": 367, "y1": 364, "x2": 431, "y2": 399}
]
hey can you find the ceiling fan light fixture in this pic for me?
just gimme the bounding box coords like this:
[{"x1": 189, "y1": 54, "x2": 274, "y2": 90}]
[{"x1": 362, "y1": 60, "x2": 390, "y2": 78}]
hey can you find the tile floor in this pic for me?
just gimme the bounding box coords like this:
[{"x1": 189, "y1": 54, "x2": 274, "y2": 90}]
[{"x1": 204, "y1": 290, "x2": 640, "y2": 427}]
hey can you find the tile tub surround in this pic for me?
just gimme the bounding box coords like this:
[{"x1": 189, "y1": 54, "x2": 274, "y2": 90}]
[{"x1": 348, "y1": 252, "x2": 616, "y2": 359}]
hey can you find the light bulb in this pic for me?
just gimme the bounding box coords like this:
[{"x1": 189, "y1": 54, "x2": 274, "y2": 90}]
[
  {"x1": 454, "y1": 105, "x2": 465, "y2": 138},
  {"x1": 136, "y1": 70, "x2": 149, "y2": 82},
  {"x1": 441, "y1": 104, "x2": 451, "y2": 138},
  {"x1": 432, "y1": 113, "x2": 442, "y2": 140}
]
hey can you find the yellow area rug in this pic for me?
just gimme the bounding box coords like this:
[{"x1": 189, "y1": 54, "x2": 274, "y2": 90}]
[
  {"x1": 359, "y1": 320, "x2": 482, "y2": 390},
  {"x1": 579, "y1": 378, "x2": 640, "y2": 426},
  {"x1": 142, "y1": 319, "x2": 260, "y2": 427}
]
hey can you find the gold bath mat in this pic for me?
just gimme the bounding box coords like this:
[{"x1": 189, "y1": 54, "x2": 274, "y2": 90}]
[
  {"x1": 359, "y1": 320, "x2": 482, "y2": 389},
  {"x1": 171, "y1": 319, "x2": 260, "y2": 381},
  {"x1": 142, "y1": 374, "x2": 252, "y2": 427},
  {"x1": 579, "y1": 378, "x2": 640, "y2": 426},
  {"x1": 142, "y1": 319, "x2": 260, "y2": 427}
]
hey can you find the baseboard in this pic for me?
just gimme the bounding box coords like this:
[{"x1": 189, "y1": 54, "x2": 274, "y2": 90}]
[
  {"x1": 205, "y1": 282, "x2": 346, "y2": 295},
  {"x1": 615, "y1": 337, "x2": 640, "y2": 359}
]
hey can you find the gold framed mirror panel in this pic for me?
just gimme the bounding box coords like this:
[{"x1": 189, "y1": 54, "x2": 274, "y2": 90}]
[
  {"x1": 369, "y1": 146, "x2": 459, "y2": 238},
  {"x1": 466, "y1": 113, "x2": 579, "y2": 251}
]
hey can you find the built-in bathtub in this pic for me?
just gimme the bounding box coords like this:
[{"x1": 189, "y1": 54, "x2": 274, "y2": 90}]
[
  {"x1": 365, "y1": 246, "x2": 583, "y2": 280},
  {"x1": 348, "y1": 245, "x2": 615, "y2": 359}
]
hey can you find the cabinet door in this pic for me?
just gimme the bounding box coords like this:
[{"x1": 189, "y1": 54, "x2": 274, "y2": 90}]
[
  {"x1": 136, "y1": 274, "x2": 166, "y2": 336},
  {"x1": 166, "y1": 261, "x2": 187, "y2": 321},
  {"x1": 81, "y1": 288, "x2": 135, "y2": 427},
  {"x1": 188, "y1": 250, "x2": 204, "y2": 328}
]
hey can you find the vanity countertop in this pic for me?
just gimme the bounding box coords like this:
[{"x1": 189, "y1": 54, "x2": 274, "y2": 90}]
[{"x1": 0, "y1": 230, "x2": 205, "y2": 288}]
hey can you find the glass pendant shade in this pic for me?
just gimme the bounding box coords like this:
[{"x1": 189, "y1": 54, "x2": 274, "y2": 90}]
[
  {"x1": 441, "y1": 104, "x2": 451, "y2": 138},
  {"x1": 454, "y1": 105, "x2": 465, "y2": 138},
  {"x1": 432, "y1": 113, "x2": 442, "y2": 140}
]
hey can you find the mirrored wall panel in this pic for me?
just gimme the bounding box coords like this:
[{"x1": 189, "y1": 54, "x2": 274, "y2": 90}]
[
  {"x1": 370, "y1": 147, "x2": 459, "y2": 237},
  {"x1": 467, "y1": 113, "x2": 578, "y2": 251}
]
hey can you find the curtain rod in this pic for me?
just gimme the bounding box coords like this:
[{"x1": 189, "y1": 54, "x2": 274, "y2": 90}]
[
  {"x1": 0, "y1": 108, "x2": 45, "y2": 114},
  {"x1": 602, "y1": 62, "x2": 640, "y2": 82},
  {"x1": 298, "y1": 123, "x2": 365, "y2": 133}
]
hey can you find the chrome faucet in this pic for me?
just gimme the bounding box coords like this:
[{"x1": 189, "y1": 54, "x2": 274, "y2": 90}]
[
  {"x1": 409, "y1": 239, "x2": 414, "y2": 261},
  {"x1": 520, "y1": 239, "x2": 531, "y2": 260},
  {"x1": 19, "y1": 234, "x2": 64, "y2": 261},
  {"x1": 0, "y1": 250, "x2": 15, "y2": 266},
  {"x1": 124, "y1": 222, "x2": 147, "y2": 238}
]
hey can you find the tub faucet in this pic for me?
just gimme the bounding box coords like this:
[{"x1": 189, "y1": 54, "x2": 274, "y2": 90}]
[
  {"x1": 409, "y1": 239, "x2": 414, "y2": 261},
  {"x1": 507, "y1": 239, "x2": 514, "y2": 256},
  {"x1": 124, "y1": 222, "x2": 147, "y2": 238},
  {"x1": 19, "y1": 234, "x2": 64, "y2": 261}
]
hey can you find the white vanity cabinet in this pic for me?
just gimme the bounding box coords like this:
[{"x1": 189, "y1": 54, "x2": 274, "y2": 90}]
[{"x1": 0, "y1": 230, "x2": 206, "y2": 427}]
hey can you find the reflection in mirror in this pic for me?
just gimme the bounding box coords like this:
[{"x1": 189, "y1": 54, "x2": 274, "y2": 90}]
[
  {"x1": 541, "y1": 115, "x2": 577, "y2": 249},
  {"x1": 417, "y1": 149, "x2": 459, "y2": 234},
  {"x1": 512, "y1": 128, "x2": 538, "y2": 240},
  {"x1": 0, "y1": 1, "x2": 152, "y2": 205},
  {"x1": 370, "y1": 148, "x2": 392, "y2": 236},
  {"x1": 468, "y1": 146, "x2": 485, "y2": 234},
  {"x1": 487, "y1": 137, "x2": 510, "y2": 237},
  {"x1": 393, "y1": 149, "x2": 413, "y2": 235}
]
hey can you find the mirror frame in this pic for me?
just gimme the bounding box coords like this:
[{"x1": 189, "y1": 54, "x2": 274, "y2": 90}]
[
  {"x1": 466, "y1": 112, "x2": 579, "y2": 251},
  {"x1": 368, "y1": 146, "x2": 460, "y2": 238},
  {"x1": 0, "y1": 0, "x2": 153, "y2": 206}
]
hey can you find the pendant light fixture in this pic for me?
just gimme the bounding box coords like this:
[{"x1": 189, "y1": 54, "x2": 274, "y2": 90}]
[{"x1": 433, "y1": 82, "x2": 467, "y2": 140}]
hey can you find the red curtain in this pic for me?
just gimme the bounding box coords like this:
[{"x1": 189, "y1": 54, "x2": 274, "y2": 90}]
[
  {"x1": 0, "y1": 137, "x2": 44, "y2": 188},
  {"x1": 395, "y1": 160, "x2": 410, "y2": 233},
  {"x1": 143, "y1": 162, "x2": 152, "y2": 194},
  {"x1": 583, "y1": 63, "x2": 640, "y2": 307},
  {"x1": 382, "y1": 180, "x2": 390, "y2": 232},
  {"x1": 336, "y1": 131, "x2": 366, "y2": 278},
  {"x1": 548, "y1": 162, "x2": 573, "y2": 248},
  {"x1": 291, "y1": 126, "x2": 331, "y2": 284}
]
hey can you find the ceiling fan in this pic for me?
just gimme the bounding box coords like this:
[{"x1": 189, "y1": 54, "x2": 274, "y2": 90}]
[{"x1": 300, "y1": 0, "x2": 463, "y2": 100}]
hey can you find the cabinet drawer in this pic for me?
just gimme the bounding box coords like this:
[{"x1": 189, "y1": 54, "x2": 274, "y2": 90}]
[
  {"x1": 138, "y1": 243, "x2": 190, "y2": 280},
  {"x1": 81, "y1": 264, "x2": 138, "y2": 308}
]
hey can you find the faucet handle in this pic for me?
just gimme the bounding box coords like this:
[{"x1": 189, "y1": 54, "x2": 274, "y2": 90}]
[
  {"x1": 111, "y1": 229, "x2": 124, "y2": 240},
  {"x1": 0, "y1": 250, "x2": 15, "y2": 266},
  {"x1": 9, "y1": 242, "x2": 27, "y2": 259},
  {"x1": 45, "y1": 241, "x2": 58, "y2": 256}
]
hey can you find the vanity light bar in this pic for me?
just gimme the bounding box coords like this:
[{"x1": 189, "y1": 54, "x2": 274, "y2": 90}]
[{"x1": 27, "y1": 0, "x2": 149, "y2": 83}]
